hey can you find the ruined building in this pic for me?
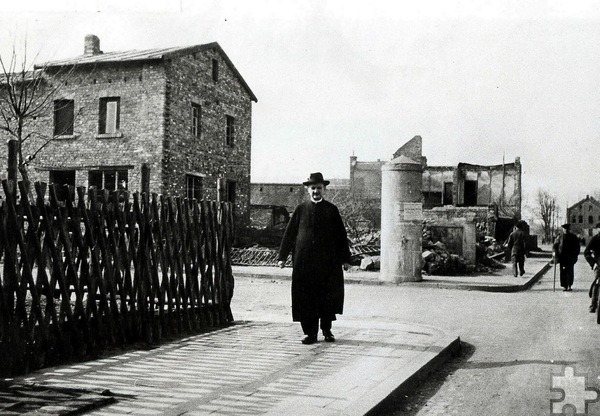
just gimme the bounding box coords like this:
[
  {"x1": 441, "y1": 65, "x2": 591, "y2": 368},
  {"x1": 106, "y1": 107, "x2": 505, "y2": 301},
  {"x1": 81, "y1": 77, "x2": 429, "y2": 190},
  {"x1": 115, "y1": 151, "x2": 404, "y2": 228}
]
[
  {"x1": 0, "y1": 35, "x2": 257, "y2": 225},
  {"x1": 349, "y1": 136, "x2": 522, "y2": 236}
]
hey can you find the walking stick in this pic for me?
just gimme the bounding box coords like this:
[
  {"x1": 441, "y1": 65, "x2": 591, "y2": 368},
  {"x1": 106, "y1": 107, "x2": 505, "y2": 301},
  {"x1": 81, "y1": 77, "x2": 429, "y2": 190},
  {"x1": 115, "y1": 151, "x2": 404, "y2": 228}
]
[{"x1": 553, "y1": 256, "x2": 557, "y2": 292}]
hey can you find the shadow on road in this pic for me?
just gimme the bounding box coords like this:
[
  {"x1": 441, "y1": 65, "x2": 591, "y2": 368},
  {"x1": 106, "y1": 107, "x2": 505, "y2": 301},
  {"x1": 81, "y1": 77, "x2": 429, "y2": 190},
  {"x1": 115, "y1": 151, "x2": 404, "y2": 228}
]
[{"x1": 370, "y1": 341, "x2": 475, "y2": 416}]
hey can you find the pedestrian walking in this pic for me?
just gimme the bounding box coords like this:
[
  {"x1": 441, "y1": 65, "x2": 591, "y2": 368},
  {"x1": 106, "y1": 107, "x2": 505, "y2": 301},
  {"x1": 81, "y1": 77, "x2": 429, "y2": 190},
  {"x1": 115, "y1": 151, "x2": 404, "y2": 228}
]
[
  {"x1": 553, "y1": 223, "x2": 581, "y2": 291},
  {"x1": 277, "y1": 172, "x2": 351, "y2": 345},
  {"x1": 584, "y1": 223, "x2": 600, "y2": 312},
  {"x1": 507, "y1": 220, "x2": 527, "y2": 277}
]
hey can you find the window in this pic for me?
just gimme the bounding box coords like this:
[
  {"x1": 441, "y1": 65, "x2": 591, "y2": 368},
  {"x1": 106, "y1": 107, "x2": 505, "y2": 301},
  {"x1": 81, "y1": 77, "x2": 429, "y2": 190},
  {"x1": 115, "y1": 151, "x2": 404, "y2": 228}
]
[
  {"x1": 54, "y1": 99, "x2": 74, "y2": 136},
  {"x1": 572, "y1": 216, "x2": 577, "y2": 224},
  {"x1": 99, "y1": 97, "x2": 120, "y2": 134},
  {"x1": 443, "y1": 182, "x2": 453, "y2": 205},
  {"x1": 590, "y1": 216, "x2": 594, "y2": 224},
  {"x1": 186, "y1": 175, "x2": 203, "y2": 200},
  {"x1": 89, "y1": 169, "x2": 128, "y2": 191},
  {"x1": 579, "y1": 215, "x2": 584, "y2": 223},
  {"x1": 463, "y1": 180, "x2": 477, "y2": 206},
  {"x1": 212, "y1": 59, "x2": 219, "y2": 82},
  {"x1": 225, "y1": 180, "x2": 236, "y2": 204},
  {"x1": 590, "y1": 205, "x2": 593, "y2": 211},
  {"x1": 226, "y1": 115, "x2": 235, "y2": 146},
  {"x1": 191, "y1": 103, "x2": 201, "y2": 136},
  {"x1": 49, "y1": 170, "x2": 75, "y2": 201}
]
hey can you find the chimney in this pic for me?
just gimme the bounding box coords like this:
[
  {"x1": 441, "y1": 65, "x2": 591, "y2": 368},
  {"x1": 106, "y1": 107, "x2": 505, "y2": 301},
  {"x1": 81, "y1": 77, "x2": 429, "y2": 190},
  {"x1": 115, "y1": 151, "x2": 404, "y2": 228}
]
[{"x1": 84, "y1": 34, "x2": 102, "y2": 56}]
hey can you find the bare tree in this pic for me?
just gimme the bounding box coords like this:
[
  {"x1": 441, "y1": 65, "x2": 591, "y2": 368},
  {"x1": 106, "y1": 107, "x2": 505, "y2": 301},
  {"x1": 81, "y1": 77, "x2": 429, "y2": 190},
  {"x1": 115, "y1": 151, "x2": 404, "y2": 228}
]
[
  {"x1": 536, "y1": 189, "x2": 558, "y2": 243},
  {"x1": 0, "y1": 39, "x2": 77, "y2": 187}
]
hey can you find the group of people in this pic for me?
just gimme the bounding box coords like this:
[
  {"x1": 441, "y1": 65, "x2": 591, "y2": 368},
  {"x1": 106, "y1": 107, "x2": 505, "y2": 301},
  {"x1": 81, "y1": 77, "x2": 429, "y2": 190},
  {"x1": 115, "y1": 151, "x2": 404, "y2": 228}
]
[
  {"x1": 279, "y1": 171, "x2": 600, "y2": 345},
  {"x1": 527, "y1": 221, "x2": 600, "y2": 313}
]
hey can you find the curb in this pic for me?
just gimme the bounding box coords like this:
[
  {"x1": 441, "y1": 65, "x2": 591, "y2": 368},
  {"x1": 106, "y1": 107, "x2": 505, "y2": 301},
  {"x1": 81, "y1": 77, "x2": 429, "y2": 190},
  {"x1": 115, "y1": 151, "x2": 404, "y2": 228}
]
[
  {"x1": 414, "y1": 260, "x2": 553, "y2": 293},
  {"x1": 359, "y1": 336, "x2": 462, "y2": 416},
  {"x1": 233, "y1": 260, "x2": 553, "y2": 292}
]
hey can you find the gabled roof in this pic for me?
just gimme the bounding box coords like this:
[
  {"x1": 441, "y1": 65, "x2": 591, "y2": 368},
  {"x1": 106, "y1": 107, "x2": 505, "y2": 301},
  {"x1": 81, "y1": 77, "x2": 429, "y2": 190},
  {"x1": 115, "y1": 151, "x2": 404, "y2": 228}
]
[
  {"x1": 36, "y1": 42, "x2": 257, "y2": 102},
  {"x1": 568, "y1": 196, "x2": 600, "y2": 211}
]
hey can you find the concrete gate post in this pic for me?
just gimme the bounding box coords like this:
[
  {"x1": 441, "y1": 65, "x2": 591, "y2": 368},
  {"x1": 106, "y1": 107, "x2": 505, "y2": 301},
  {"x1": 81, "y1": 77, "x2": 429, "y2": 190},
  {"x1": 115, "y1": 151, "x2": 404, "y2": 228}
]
[{"x1": 380, "y1": 155, "x2": 423, "y2": 283}]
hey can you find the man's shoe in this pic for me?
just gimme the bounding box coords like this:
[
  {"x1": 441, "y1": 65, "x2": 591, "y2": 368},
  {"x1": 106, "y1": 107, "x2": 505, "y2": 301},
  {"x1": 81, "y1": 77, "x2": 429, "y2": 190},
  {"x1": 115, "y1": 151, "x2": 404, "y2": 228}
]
[
  {"x1": 590, "y1": 305, "x2": 596, "y2": 313},
  {"x1": 301, "y1": 336, "x2": 317, "y2": 345},
  {"x1": 520, "y1": 271, "x2": 525, "y2": 276},
  {"x1": 323, "y1": 331, "x2": 335, "y2": 342}
]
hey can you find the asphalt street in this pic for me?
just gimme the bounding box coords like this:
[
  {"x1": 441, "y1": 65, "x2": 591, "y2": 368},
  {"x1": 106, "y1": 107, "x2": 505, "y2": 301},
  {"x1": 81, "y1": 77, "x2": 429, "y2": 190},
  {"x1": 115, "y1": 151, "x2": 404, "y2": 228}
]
[{"x1": 231, "y1": 256, "x2": 600, "y2": 415}]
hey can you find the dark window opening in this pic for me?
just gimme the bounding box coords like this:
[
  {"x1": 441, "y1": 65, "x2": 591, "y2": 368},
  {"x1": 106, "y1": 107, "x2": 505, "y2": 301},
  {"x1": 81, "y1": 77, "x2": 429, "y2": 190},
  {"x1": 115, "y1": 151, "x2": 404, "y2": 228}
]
[
  {"x1": 53, "y1": 99, "x2": 74, "y2": 136},
  {"x1": 226, "y1": 115, "x2": 235, "y2": 146},
  {"x1": 225, "y1": 180, "x2": 236, "y2": 204},
  {"x1": 49, "y1": 170, "x2": 75, "y2": 201},
  {"x1": 443, "y1": 182, "x2": 453, "y2": 205},
  {"x1": 579, "y1": 215, "x2": 584, "y2": 223},
  {"x1": 99, "y1": 97, "x2": 120, "y2": 134},
  {"x1": 463, "y1": 180, "x2": 478, "y2": 206},
  {"x1": 191, "y1": 103, "x2": 201, "y2": 137},
  {"x1": 186, "y1": 175, "x2": 203, "y2": 200},
  {"x1": 423, "y1": 191, "x2": 443, "y2": 209},
  {"x1": 212, "y1": 58, "x2": 219, "y2": 82},
  {"x1": 141, "y1": 164, "x2": 150, "y2": 195},
  {"x1": 589, "y1": 216, "x2": 594, "y2": 224}
]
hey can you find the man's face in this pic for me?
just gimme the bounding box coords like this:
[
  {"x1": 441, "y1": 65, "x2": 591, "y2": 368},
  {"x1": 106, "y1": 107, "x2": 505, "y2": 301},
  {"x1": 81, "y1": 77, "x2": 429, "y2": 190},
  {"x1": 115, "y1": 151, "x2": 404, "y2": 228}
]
[{"x1": 307, "y1": 183, "x2": 325, "y2": 201}]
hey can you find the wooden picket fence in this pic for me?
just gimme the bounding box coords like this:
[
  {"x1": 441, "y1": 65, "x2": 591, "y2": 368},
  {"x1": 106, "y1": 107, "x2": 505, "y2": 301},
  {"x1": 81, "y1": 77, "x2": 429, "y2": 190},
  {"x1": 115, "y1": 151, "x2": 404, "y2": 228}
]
[{"x1": 0, "y1": 180, "x2": 235, "y2": 377}]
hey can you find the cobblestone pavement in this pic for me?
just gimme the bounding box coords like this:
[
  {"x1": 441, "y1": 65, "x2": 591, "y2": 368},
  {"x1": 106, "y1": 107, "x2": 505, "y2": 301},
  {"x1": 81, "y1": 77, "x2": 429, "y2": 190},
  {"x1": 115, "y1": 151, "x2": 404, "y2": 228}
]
[{"x1": 18, "y1": 321, "x2": 457, "y2": 416}]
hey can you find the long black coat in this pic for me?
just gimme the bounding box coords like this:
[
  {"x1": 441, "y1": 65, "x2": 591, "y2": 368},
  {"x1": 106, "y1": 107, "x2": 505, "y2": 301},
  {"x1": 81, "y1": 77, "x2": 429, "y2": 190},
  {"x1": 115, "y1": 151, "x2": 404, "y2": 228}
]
[
  {"x1": 278, "y1": 200, "x2": 351, "y2": 322},
  {"x1": 553, "y1": 232, "x2": 580, "y2": 266}
]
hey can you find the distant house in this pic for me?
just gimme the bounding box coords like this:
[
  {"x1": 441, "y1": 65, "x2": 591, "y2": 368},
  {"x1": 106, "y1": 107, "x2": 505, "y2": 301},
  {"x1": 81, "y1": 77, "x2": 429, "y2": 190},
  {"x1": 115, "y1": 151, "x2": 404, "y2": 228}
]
[
  {"x1": 0, "y1": 34, "x2": 257, "y2": 225},
  {"x1": 567, "y1": 195, "x2": 600, "y2": 239}
]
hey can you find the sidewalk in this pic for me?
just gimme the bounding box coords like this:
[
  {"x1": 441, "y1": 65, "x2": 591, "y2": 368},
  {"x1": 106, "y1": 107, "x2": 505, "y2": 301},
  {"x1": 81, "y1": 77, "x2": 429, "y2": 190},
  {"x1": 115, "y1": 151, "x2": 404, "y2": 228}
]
[
  {"x1": 11, "y1": 321, "x2": 459, "y2": 416},
  {"x1": 232, "y1": 255, "x2": 553, "y2": 293}
]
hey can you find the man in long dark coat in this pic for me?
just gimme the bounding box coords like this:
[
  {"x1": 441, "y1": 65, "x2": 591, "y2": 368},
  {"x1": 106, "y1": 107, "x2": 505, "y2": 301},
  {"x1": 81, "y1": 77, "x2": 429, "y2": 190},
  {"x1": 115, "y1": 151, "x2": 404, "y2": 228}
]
[
  {"x1": 507, "y1": 220, "x2": 527, "y2": 277},
  {"x1": 553, "y1": 223, "x2": 581, "y2": 291},
  {"x1": 277, "y1": 172, "x2": 351, "y2": 345}
]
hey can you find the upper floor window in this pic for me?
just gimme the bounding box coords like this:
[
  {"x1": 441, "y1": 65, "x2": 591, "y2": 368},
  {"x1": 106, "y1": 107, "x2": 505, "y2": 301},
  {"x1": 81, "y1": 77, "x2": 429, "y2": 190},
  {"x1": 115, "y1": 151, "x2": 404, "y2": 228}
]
[
  {"x1": 579, "y1": 215, "x2": 584, "y2": 223},
  {"x1": 54, "y1": 99, "x2": 74, "y2": 136},
  {"x1": 186, "y1": 174, "x2": 203, "y2": 200},
  {"x1": 99, "y1": 97, "x2": 120, "y2": 134},
  {"x1": 590, "y1": 216, "x2": 594, "y2": 224},
  {"x1": 212, "y1": 59, "x2": 219, "y2": 82},
  {"x1": 191, "y1": 103, "x2": 201, "y2": 137},
  {"x1": 226, "y1": 115, "x2": 235, "y2": 147}
]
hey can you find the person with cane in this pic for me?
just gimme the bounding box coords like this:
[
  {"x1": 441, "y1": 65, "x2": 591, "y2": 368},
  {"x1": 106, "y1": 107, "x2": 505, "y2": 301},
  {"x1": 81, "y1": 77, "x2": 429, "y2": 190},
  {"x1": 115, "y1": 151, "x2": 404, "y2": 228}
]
[{"x1": 553, "y1": 223, "x2": 580, "y2": 291}]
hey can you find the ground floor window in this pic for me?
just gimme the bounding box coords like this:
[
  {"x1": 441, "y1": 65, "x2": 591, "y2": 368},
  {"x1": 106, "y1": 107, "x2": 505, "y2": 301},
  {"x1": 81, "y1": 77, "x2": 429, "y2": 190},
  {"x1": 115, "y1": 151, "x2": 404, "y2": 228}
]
[
  {"x1": 89, "y1": 169, "x2": 128, "y2": 191},
  {"x1": 49, "y1": 170, "x2": 76, "y2": 201},
  {"x1": 186, "y1": 174, "x2": 203, "y2": 200}
]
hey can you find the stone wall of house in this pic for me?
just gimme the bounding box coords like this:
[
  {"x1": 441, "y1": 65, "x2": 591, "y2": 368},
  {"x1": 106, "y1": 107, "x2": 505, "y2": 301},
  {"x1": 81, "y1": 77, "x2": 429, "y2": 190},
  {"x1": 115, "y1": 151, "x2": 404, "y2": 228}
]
[
  {"x1": 0, "y1": 63, "x2": 166, "y2": 194},
  {"x1": 568, "y1": 196, "x2": 600, "y2": 239},
  {"x1": 164, "y1": 48, "x2": 253, "y2": 225},
  {"x1": 250, "y1": 183, "x2": 306, "y2": 212}
]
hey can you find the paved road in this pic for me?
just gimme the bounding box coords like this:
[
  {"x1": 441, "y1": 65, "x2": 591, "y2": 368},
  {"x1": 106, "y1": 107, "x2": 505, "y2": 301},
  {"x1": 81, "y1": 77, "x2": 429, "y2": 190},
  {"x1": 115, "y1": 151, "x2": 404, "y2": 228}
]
[{"x1": 232, "y1": 257, "x2": 600, "y2": 415}]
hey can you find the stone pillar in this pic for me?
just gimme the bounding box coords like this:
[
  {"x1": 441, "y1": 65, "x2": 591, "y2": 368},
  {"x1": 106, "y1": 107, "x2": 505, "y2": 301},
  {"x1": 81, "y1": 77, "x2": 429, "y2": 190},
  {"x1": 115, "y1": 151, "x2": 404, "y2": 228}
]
[{"x1": 380, "y1": 154, "x2": 423, "y2": 283}]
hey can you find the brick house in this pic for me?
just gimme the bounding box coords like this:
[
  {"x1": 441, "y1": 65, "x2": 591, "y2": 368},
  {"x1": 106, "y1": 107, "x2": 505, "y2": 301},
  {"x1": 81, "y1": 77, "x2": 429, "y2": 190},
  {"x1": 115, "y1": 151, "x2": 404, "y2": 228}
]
[
  {"x1": 567, "y1": 195, "x2": 600, "y2": 240},
  {"x1": 0, "y1": 35, "x2": 257, "y2": 225}
]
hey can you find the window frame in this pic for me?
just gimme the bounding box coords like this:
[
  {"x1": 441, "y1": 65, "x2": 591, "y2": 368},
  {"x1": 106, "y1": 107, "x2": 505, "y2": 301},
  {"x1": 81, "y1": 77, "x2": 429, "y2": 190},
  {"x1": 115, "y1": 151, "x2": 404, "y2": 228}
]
[
  {"x1": 186, "y1": 174, "x2": 203, "y2": 201},
  {"x1": 88, "y1": 168, "x2": 128, "y2": 191},
  {"x1": 212, "y1": 58, "x2": 219, "y2": 82},
  {"x1": 99, "y1": 97, "x2": 121, "y2": 135},
  {"x1": 53, "y1": 99, "x2": 75, "y2": 136},
  {"x1": 226, "y1": 115, "x2": 235, "y2": 147},
  {"x1": 191, "y1": 102, "x2": 202, "y2": 137}
]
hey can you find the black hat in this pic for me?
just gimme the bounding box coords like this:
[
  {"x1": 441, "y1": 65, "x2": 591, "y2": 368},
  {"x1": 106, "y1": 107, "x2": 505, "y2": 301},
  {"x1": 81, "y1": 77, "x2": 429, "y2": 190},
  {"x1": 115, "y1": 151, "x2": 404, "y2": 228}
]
[
  {"x1": 561, "y1": 223, "x2": 571, "y2": 229},
  {"x1": 302, "y1": 172, "x2": 330, "y2": 186}
]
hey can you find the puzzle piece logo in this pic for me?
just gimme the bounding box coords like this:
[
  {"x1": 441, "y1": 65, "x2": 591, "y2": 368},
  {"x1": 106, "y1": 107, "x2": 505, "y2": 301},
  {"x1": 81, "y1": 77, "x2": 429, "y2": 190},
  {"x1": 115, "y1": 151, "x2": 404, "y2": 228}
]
[{"x1": 551, "y1": 366, "x2": 599, "y2": 415}]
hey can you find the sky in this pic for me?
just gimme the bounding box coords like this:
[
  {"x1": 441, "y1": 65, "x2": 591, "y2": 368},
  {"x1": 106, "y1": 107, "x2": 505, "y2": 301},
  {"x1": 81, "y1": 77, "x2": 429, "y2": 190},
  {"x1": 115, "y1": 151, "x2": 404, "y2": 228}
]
[{"x1": 1, "y1": 0, "x2": 600, "y2": 223}]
